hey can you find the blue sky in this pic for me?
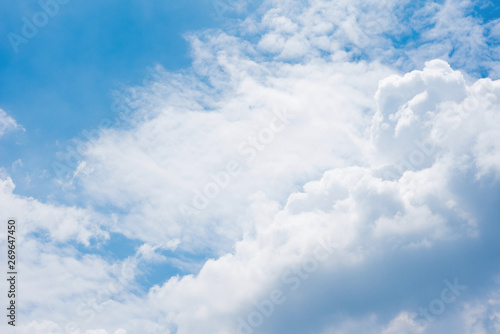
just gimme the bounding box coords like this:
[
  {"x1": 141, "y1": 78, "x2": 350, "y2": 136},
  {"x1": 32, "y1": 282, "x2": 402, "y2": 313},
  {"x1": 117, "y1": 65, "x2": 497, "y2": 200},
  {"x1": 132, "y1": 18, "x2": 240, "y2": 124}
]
[
  {"x1": 0, "y1": 0, "x2": 226, "y2": 199},
  {"x1": 1, "y1": 0, "x2": 242, "y2": 293},
  {"x1": 0, "y1": 0, "x2": 230, "y2": 322},
  {"x1": 1, "y1": 1, "x2": 500, "y2": 333}
]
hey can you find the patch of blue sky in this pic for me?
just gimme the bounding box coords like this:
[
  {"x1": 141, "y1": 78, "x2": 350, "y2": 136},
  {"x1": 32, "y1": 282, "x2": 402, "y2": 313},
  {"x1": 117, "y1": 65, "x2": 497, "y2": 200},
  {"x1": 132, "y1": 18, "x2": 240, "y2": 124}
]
[
  {"x1": 82, "y1": 234, "x2": 210, "y2": 289},
  {"x1": 473, "y1": 0, "x2": 500, "y2": 23},
  {"x1": 0, "y1": 0, "x2": 224, "y2": 201},
  {"x1": 69, "y1": 225, "x2": 215, "y2": 284},
  {"x1": 1, "y1": 1, "x2": 232, "y2": 289},
  {"x1": 74, "y1": 232, "x2": 142, "y2": 262},
  {"x1": 134, "y1": 251, "x2": 209, "y2": 291},
  {"x1": 378, "y1": 1, "x2": 497, "y2": 77},
  {"x1": 70, "y1": 233, "x2": 208, "y2": 289}
]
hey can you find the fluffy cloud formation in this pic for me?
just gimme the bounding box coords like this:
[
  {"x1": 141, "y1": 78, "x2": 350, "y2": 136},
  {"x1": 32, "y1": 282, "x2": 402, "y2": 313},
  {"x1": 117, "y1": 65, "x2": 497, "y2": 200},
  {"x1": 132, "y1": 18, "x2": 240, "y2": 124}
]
[
  {"x1": 62, "y1": 43, "x2": 499, "y2": 334},
  {"x1": 3, "y1": 0, "x2": 500, "y2": 333},
  {"x1": 75, "y1": 58, "x2": 391, "y2": 253},
  {"x1": 372, "y1": 59, "x2": 500, "y2": 177}
]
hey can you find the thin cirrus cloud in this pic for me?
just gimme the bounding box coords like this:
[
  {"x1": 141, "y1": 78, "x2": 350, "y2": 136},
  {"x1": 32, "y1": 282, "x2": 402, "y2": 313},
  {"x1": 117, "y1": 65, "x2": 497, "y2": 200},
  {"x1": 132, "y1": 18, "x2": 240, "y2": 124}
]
[{"x1": 0, "y1": 0, "x2": 499, "y2": 333}]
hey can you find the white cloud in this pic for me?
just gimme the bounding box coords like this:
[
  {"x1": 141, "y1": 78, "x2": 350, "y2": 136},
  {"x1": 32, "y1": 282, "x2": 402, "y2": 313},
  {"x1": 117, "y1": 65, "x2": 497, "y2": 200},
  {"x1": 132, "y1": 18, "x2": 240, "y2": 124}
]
[
  {"x1": 13, "y1": 320, "x2": 62, "y2": 334},
  {"x1": 0, "y1": 108, "x2": 21, "y2": 137},
  {"x1": 75, "y1": 57, "x2": 393, "y2": 253},
  {"x1": 4, "y1": 0, "x2": 500, "y2": 333},
  {"x1": 0, "y1": 172, "x2": 107, "y2": 245},
  {"x1": 382, "y1": 312, "x2": 426, "y2": 334},
  {"x1": 451, "y1": 285, "x2": 500, "y2": 334}
]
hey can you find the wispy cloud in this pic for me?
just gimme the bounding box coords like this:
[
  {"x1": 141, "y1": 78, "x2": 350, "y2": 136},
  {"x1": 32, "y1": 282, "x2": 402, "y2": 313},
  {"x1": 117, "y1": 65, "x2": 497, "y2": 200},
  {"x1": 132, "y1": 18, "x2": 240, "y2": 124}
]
[{"x1": 0, "y1": 109, "x2": 22, "y2": 137}]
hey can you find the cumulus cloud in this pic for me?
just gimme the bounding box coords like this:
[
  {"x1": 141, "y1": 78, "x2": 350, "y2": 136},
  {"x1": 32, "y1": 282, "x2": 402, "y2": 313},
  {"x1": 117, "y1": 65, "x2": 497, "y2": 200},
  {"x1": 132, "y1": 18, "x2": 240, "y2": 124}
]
[
  {"x1": 4, "y1": 0, "x2": 500, "y2": 333},
  {"x1": 64, "y1": 41, "x2": 498, "y2": 334},
  {"x1": 372, "y1": 59, "x2": 500, "y2": 179},
  {"x1": 75, "y1": 58, "x2": 391, "y2": 253}
]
